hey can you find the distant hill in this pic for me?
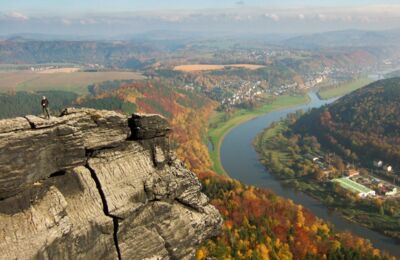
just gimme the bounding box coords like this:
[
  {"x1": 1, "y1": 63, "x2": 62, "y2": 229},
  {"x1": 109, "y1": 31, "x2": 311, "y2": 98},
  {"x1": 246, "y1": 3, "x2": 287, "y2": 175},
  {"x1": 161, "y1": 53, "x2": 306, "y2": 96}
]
[
  {"x1": 282, "y1": 29, "x2": 400, "y2": 48},
  {"x1": 294, "y1": 78, "x2": 400, "y2": 168},
  {"x1": 0, "y1": 40, "x2": 156, "y2": 68}
]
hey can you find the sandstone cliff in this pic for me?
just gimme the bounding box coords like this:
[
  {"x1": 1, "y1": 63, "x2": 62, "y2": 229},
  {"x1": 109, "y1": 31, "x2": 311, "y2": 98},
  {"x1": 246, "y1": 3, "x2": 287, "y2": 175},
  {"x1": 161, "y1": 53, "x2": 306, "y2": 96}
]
[{"x1": 0, "y1": 109, "x2": 222, "y2": 260}]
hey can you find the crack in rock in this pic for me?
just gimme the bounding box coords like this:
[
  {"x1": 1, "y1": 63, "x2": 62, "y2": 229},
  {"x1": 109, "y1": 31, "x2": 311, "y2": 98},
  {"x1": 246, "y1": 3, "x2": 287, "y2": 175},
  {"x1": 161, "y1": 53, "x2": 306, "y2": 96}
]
[
  {"x1": 85, "y1": 164, "x2": 122, "y2": 260},
  {"x1": 153, "y1": 225, "x2": 175, "y2": 259},
  {"x1": 23, "y1": 116, "x2": 36, "y2": 129}
]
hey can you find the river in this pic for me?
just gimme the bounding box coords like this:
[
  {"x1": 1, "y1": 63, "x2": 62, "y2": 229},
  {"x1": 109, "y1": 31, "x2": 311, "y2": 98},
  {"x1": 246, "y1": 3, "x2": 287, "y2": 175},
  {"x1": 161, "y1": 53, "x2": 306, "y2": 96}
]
[{"x1": 220, "y1": 92, "x2": 400, "y2": 258}]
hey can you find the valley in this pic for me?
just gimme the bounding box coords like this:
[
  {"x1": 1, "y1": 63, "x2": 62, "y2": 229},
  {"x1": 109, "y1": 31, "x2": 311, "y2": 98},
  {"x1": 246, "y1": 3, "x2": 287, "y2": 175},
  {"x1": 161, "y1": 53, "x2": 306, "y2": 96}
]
[
  {"x1": 221, "y1": 91, "x2": 400, "y2": 258},
  {"x1": 253, "y1": 80, "x2": 400, "y2": 255},
  {"x1": 1, "y1": 30, "x2": 400, "y2": 259}
]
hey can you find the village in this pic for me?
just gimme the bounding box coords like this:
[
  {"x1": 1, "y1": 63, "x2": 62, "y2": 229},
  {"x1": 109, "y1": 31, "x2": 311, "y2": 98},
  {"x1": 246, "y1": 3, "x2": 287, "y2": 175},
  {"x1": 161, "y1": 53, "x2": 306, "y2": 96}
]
[
  {"x1": 215, "y1": 65, "x2": 353, "y2": 110},
  {"x1": 215, "y1": 72, "x2": 331, "y2": 111},
  {"x1": 219, "y1": 80, "x2": 265, "y2": 105},
  {"x1": 309, "y1": 154, "x2": 399, "y2": 199}
]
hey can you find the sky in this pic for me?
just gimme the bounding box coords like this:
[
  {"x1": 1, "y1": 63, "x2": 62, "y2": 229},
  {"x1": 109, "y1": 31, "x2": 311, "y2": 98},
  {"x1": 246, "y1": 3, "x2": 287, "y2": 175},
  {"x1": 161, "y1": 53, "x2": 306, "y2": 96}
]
[
  {"x1": 2, "y1": 0, "x2": 400, "y2": 13},
  {"x1": 1, "y1": 0, "x2": 400, "y2": 37}
]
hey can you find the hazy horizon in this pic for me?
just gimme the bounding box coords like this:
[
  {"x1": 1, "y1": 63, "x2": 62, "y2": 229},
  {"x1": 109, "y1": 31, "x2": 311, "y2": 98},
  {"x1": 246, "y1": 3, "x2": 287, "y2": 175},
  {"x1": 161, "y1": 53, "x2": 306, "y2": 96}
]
[{"x1": 1, "y1": 1, "x2": 400, "y2": 37}]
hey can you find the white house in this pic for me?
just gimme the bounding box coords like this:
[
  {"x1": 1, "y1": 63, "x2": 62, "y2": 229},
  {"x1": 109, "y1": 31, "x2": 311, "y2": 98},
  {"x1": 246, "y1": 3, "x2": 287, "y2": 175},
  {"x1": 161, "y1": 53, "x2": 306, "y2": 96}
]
[
  {"x1": 358, "y1": 190, "x2": 376, "y2": 198},
  {"x1": 385, "y1": 187, "x2": 397, "y2": 196},
  {"x1": 384, "y1": 165, "x2": 393, "y2": 172},
  {"x1": 373, "y1": 160, "x2": 383, "y2": 168}
]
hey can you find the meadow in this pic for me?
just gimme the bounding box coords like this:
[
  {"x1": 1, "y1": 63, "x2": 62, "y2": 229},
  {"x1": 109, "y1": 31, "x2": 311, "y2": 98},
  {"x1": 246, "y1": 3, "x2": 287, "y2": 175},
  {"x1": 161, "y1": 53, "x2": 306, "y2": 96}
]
[
  {"x1": 208, "y1": 94, "x2": 309, "y2": 175},
  {"x1": 318, "y1": 77, "x2": 373, "y2": 99}
]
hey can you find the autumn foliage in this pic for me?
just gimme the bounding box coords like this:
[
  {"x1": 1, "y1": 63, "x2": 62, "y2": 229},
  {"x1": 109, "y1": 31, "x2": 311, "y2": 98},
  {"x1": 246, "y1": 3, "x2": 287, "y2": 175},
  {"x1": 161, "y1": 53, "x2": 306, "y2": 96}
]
[
  {"x1": 294, "y1": 78, "x2": 400, "y2": 169},
  {"x1": 84, "y1": 78, "x2": 394, "y2": 260},
  {"x1": 114, "y1": 79, "x2": 218, "y2": 174},
  {"x1": 196, "y1": 173, "x2": 393, "y2": 260}
]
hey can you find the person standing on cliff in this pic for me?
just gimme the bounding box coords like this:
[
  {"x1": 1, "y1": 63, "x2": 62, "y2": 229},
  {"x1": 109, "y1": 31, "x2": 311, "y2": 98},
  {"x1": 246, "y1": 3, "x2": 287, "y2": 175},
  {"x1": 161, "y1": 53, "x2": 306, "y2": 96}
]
[{"x1": 41, "y1": 96, "x2": 50, "y2": 119}]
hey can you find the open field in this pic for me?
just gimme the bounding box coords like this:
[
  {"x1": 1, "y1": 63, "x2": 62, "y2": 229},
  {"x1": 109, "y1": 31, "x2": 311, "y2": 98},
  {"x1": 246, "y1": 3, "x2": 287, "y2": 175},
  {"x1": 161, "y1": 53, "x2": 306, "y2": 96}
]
[
  {"x1": 208, "y1": 95, "x2": 309, "y2": 175},
  {"x1": 255, "y1": 122, "x2": 289, "y2": 163},
  {"x1": 0, "y1": 71, "x2": 144, "y2": 94},
  {"x1": 318, "y1": 77, "x2": 373, "y2": 99},
  {"x1": 173, "y1": 64, "x2": 265, "y2": 72},
  {"x1": 333, "y1": 177, "x2": 373, "y2": 194}
]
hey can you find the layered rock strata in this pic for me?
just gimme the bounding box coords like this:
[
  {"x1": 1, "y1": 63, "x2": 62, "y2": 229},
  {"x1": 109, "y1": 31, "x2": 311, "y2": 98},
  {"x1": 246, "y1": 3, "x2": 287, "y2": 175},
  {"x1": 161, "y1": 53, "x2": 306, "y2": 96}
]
[{"x1": 0, "y1": 109, "x2": 222, "y2": 260}]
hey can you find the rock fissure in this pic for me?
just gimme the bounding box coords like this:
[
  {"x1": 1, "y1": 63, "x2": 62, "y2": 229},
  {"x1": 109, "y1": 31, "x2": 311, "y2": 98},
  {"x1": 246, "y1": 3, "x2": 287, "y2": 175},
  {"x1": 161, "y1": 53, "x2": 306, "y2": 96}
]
[
  {"x1": 153, "y1": 225, "x2": 175, "y2": 259},
  {"x1": 85, "y1": 145, "x2": 122, "y2": 157},
  {"x1": 23, "y1": 116, "x2": 36, "y2": 129},
  {"x1": 175, "y1": 198, "x2": 203, "y2": 213},
  {"x1": 85, "y1": 164, "x2": 122, "y2": 260},
  {"x1": 113, "y1": 218, "x2": 122, "y2": 260},
  {"x1": 0, "y1": 109, "x2": 222, "y2": 259},
  {"x1": 48, "y1": 170, "x2": 67, "y2": 178}
]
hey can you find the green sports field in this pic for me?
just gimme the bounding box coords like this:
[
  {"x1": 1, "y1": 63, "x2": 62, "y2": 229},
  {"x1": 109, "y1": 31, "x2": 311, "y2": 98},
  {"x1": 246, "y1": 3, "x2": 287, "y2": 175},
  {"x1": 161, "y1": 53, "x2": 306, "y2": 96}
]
[{"x1": 333, "y1": 177, "x2": 373, "y2": 194}]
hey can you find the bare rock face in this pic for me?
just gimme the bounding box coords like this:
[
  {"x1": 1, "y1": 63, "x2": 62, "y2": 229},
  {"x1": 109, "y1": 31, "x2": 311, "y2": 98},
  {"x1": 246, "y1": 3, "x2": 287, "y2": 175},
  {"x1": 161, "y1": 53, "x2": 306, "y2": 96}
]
[
  {"x1": 129, "y1": 113, "x2": 171, "y2": 140},
  {"x1": 0, "y1": 109, "x2": 222, "y2": 260}
]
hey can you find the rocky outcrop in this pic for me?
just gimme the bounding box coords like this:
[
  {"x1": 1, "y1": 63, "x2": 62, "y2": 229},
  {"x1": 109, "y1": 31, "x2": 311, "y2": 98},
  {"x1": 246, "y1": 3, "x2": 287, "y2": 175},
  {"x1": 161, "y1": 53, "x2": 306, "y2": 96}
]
[{"x1": 0, "y1": 109, "x2": 222, "y2": 260}]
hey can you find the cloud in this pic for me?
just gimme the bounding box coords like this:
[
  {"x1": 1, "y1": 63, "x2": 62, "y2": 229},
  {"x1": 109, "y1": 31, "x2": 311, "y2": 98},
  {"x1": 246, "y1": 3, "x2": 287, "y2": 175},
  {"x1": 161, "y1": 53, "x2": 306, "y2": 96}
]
[
  {"x1": 61, "y1": 18, "x2": 71, "y2": 25},
  {"x1": 79, "y1": 18, "x2": 98, "y2": 25},
  {"x1": 2, "y1": 4, "x2": 400, "y2": 35},
  {"x1": 264, "y1": 13, "x2": 280, "y2": 21},
  {"x1": 317, "y1": 14, "x2": 327, "y2": 21},
  {"x1": 236, "y1": 1, "x2": 245, "y2": 5},
  {"x1": 6, "y1": 12, "x2": 29, "y2": 21}
]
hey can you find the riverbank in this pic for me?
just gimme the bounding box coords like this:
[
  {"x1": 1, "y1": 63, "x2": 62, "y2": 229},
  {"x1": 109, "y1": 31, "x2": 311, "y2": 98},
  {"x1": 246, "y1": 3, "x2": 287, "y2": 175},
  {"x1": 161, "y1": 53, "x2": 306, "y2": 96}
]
[
  {"x1": 317, "y1": 76, "x2": 373, "y2": 99},
  {"x1": 254, "y1": 117, "x2": 400, "y2": 242},
  {"x1": 219, "y1": 91, "x2": 400, "y2": 258},
  {"x1": 208, "y1": 94, "x2": 310, "y2": 175}
]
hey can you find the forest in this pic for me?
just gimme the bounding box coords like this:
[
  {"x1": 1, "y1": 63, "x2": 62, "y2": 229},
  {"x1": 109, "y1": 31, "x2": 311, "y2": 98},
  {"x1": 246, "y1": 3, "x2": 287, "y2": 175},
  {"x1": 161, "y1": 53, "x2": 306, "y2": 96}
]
[
  {"x1": 0, "y1": 91, "x2": 78, "y2": 118},
  {"x1": 196, "y1": 172, "x2": 393, "y2": 260},
  {"x1": 294, "y1": 78, "x2": 400, "y2": 170},
  {"x1": 0, "y1": 89, "x2": 136, "y2": 119},
  {"x1": 117, "y1": 77, "x2": 397, "y2": 259},
  {"x1": 0, "y1": 76, "x2": 395, "y2": 259},
  {"x1": 255, "y1": 115, "x2": 400, "y2": 241},
  {"x1": 254, "y1": 78, "x2": 400, "y2": 241}
]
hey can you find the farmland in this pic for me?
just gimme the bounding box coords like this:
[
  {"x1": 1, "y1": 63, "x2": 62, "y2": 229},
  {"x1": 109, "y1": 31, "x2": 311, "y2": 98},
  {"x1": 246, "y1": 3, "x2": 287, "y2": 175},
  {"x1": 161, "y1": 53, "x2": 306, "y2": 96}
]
[
  {"x1": 173, "y1": 64, "x2": 265, "y2": 72},
  {"x1": 36, "y1": 67, "x2": 80, "y2": 74},
  {"x1": 0, "y1": 70, "x2": 144, "y2": 94}
]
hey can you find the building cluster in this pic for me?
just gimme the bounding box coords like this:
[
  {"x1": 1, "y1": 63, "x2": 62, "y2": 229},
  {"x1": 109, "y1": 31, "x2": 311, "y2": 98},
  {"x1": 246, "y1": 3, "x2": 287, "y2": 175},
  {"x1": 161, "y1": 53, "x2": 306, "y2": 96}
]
[
  {"x1": 30, "y1": 65, "x2": 59, "y2": 72},
  {"x1": 299, "y1": 68, "x2": 332, "y2": 89},
  {"x1": 309, "y1": 154, "x2": 398, "y2": 199},
  {"x1": 219, "y1": 80, "x2": 266, "y2": 108},
  {"x1": 350, "y1": 175, "x2": 398, "y2": 197},
  {"x1": 84, "y1": 63, "x2": 103, "y2": 69},
  {"x1": 267, "y1": 82, "x2": 298, "y2": 96}
]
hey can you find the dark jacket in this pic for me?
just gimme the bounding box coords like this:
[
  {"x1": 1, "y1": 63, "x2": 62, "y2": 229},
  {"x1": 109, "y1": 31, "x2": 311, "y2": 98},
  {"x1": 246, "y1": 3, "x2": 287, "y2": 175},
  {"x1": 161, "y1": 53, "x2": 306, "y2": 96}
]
[{"x1": 41, "y1": 99, "x2": 49, "y2": 107}]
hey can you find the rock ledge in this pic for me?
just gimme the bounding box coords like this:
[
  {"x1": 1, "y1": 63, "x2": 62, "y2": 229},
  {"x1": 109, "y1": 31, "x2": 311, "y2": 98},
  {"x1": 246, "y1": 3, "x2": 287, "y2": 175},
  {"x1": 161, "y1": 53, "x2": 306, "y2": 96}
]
[{"x1": 0, "y1": 109, "x2": 222, "y2": 260}]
